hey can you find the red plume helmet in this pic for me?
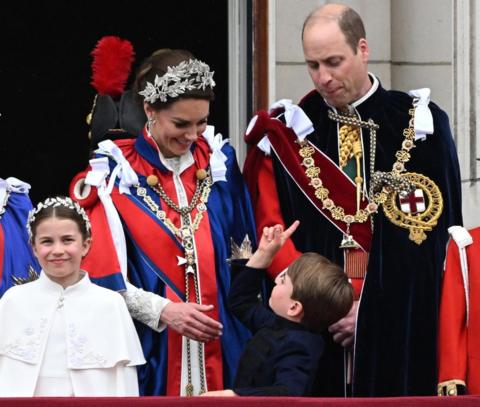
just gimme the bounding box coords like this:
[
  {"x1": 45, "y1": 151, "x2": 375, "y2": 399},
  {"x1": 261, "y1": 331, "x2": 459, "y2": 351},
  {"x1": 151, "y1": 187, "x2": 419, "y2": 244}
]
[
  {"x1": 90, "y1": 36, "x2": 134, "y2": 98},
  {"x1": 86, "y1": 36, "x2": 145, "y2": 147}
]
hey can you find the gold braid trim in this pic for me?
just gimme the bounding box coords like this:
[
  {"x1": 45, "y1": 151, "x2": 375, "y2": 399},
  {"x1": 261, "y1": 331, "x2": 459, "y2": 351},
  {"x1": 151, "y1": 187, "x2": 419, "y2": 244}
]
[{"x1": 338, "y1": 124, "x2": 360, "y2": 168}]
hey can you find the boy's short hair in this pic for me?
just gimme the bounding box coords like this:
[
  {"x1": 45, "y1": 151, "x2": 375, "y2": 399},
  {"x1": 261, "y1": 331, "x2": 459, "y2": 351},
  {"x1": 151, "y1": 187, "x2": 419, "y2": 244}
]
[{"x1": 288, "y1": 252, "x2": 353, "y2": 332}]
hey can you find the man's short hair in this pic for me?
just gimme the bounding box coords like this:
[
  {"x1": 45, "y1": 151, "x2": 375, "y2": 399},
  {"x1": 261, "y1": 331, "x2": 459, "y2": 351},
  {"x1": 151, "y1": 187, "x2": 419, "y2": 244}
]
[
  {"x1": 338, "y1": 7, "x2": 366, "y2": 53},
  {"x1": 302, "y1": 6, "x2": 366, "y2": 54},
  {"x1": 288, "y1": 252, "x2": 353, "y2": 332}
]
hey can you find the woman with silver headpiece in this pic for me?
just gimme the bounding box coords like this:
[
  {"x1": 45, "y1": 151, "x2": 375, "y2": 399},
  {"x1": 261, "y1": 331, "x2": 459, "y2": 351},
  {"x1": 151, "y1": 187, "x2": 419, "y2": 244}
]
[{"x1": 70, "y1": 49, "x2": 256, "y2": 396}]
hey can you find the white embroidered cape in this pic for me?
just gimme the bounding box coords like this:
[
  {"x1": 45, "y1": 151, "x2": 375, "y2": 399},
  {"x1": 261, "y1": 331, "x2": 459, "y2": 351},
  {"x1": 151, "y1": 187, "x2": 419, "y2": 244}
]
[{"x1": 0, "y1": 272, "x2": 145, "y2": 396}]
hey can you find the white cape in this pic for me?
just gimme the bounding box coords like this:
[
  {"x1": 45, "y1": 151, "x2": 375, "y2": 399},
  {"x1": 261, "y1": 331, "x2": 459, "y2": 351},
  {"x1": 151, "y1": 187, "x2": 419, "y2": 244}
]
[{"x1": 0, "y1": 272, "x2": 145, "y2": 396}]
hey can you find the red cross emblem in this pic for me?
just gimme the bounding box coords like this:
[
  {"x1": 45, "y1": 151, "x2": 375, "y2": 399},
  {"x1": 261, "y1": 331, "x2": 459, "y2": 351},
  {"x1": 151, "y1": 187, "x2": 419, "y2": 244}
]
[{"x1": 399, "y1": 189, "x2": 426, "y2": 214}]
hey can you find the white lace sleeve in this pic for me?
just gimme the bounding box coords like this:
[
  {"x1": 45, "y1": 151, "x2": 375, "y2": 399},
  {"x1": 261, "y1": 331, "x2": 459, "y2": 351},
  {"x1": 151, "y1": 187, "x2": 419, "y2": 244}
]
[{"x1": 121, "y1": 281, "x2": 170, "y2": 333}]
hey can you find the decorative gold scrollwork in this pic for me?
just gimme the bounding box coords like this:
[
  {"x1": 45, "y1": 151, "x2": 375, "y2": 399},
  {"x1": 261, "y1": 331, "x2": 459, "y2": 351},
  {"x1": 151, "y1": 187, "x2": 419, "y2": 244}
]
[{"x1": 382, "y1": 172, "x2": 443, "y2": 244}]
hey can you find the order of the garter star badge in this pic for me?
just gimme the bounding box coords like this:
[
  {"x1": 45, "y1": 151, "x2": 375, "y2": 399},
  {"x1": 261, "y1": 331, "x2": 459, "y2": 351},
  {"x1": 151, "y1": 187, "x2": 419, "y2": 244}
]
[{"x1": 382, "y1": 172, "x2": 443, "y2": 244}]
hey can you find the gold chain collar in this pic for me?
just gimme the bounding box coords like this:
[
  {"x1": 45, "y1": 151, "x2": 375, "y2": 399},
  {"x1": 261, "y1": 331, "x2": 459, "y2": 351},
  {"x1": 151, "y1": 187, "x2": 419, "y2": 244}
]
[
  {"x1": 135, "y1": 171, "x2": 212, "y2": 240},
  {"x1": 371, "y1": 108, "x2": 417, "y2": 204},
  {"x1": 300, "y1": 105, "x2": 443, "y2": 244},
  {"x1": 298, "y1": 141, "x2": 379, "y2": 225},
  {"x1": 134, "y1": 170, "x2": 212, "y2": 395},
  {"x1": 299, "y1": 111, "x2": 382, "y2": 227}
]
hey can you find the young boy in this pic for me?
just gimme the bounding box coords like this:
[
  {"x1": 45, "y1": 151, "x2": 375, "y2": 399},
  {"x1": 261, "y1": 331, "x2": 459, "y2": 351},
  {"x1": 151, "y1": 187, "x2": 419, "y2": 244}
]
[{"x1": 202, "y1": 221, "x2": 353, "y2": 397}]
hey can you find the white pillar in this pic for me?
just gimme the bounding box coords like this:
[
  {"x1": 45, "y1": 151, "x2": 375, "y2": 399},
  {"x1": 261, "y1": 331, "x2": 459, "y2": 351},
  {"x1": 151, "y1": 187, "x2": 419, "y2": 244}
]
[
  {"x1": 228, "y1": 0, "x2": 248, "y2": 164},
  {"x1": 454, "y1": 0, "x2": 480, "y2": 227}
]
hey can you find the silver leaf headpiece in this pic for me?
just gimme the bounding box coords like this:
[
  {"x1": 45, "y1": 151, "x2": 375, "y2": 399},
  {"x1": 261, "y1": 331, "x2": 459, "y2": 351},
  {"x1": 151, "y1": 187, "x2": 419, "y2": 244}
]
[
  {"x1": 138, "y1": 59, "x2": 215, "y2": 104},
  {"x1": 27, "y1": 196, "x2": 91, "y2": 241}
]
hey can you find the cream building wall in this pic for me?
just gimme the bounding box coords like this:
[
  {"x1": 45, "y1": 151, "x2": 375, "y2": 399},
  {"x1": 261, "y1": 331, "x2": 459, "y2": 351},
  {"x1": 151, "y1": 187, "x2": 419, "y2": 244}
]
[{"x1": 271, "y1": 0, "x2": 480, "y2": 227}]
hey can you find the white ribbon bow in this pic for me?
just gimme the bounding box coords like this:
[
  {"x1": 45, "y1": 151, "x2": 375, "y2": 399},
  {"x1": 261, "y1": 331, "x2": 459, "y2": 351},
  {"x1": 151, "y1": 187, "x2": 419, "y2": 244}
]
[
  {"x1": 0, "y1": 177, "x2": 31, "y2": 195},
  {"x1": 94, "y1": 140, "x2": 139, "y2": 194},
  {"x1": 202, "y1": 125, "x2": 229, "y2": 183},
  {"x1": 0, "y1": 177, "x2": 31, "y2": 214},
  {"x1": 408, "y1": 88, "x2": 434, "y2": 141},
  {"x1": 85, "y1": 154, "x2": 130, "y2": 281},
  {"x1": 86, "y1": 140, "x2": 139, "y2": 282},
  {"x1": 85, "y1": 157, "x2": 110, "y2": 189},
  {"x1": 255, "y1": 99, "x2": 314, "y2": 155},
  {"x1": 269, "y1": 99, "x2": 314, "y2": 140}
]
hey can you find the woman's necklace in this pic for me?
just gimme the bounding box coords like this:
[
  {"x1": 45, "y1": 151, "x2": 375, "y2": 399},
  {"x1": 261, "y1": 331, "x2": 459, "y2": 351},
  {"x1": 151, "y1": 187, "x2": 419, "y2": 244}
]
[
  {"x1": 135, "y1": 168, "x2": 211, "y2": 395},
  {"x1": 136, "y1": 169, "x2": 211, "y2": 249}
]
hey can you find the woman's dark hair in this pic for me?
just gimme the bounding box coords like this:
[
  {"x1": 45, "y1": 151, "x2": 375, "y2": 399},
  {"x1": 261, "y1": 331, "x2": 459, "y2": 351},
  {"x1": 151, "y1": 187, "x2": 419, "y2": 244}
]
[{"x1": 132, "y1": 49, "x2": 215, "y2": 110}]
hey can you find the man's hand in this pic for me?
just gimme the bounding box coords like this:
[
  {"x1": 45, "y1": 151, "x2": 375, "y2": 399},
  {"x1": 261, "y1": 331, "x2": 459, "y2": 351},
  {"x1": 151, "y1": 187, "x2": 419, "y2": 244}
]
[
  {"x1": 160, "y1": 302, "x2": 222, "y2": 342},
  {"x1": 328, "y1": 300, "x2": 358, "y2": 348},
  {"x1": 199, "y1": 389, "x2": 237, "y2": 397}
]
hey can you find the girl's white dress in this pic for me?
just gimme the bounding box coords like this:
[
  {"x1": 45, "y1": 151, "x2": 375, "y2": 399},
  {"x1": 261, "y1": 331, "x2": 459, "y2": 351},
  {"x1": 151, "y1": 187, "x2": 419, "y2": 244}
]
[{"x1": 0, "y1": 271, "x2": 145, "y2": 396}]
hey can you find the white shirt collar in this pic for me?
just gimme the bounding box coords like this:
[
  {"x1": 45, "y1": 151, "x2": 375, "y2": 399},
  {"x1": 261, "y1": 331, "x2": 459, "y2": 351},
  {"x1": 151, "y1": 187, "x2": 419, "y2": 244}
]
[
  {"x1": 160, "y1": 151, "x2": 194, "y2": 175},
  {"x1": 325, "y1": 73, "x2": 379, "y2": 111},
  {"x1": 351, "y1": 73, "x2": 379, "y2": 108}
]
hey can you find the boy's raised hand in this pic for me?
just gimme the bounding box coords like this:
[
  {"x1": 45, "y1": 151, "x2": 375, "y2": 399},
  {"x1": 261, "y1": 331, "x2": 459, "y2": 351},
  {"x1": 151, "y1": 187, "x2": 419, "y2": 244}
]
[{"x1": 247, "y1": 220, "x2": 300, "y2": 269}]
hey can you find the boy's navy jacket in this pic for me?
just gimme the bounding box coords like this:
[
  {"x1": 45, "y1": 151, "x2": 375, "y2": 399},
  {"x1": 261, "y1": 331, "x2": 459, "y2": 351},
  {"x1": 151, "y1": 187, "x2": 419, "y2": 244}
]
[{"x1": 229, "y1": 261, "x2": 324, "y2": 396}]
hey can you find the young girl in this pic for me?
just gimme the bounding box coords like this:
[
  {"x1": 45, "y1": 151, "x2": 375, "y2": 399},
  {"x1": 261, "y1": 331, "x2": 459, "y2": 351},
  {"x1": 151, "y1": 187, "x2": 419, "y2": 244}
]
[{"x1": 0, "y1": 196, "x2": 145, "y2": 397}]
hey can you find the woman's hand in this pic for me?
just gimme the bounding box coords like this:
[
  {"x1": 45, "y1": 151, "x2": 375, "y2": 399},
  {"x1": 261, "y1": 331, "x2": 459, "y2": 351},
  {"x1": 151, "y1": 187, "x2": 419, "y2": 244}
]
[
  {"x1": 199, "y1": 389, "x2": 237, "y2": 397},
  {"x1": 328, "y1": 300, "x2": 358, "y2": 348},
  {"x1": 160, "y1": 302, "x2": 223, "y2": 342}
]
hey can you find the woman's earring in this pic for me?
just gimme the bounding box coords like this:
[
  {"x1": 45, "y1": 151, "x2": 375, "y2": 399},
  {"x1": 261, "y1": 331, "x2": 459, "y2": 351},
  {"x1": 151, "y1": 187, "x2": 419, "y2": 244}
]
[{"x1": 147, "y1": 116, "x2": 155, "y2": 135}]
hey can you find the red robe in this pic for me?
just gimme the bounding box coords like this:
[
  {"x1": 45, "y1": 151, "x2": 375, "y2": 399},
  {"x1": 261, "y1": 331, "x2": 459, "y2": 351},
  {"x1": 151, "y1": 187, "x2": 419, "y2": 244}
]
[
  {"x1": 438, "y1": 226, "x2": 480, "y2": 395},
  {"x1": 70, "y1": 130, "x2": 256, "y2": 396}
]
